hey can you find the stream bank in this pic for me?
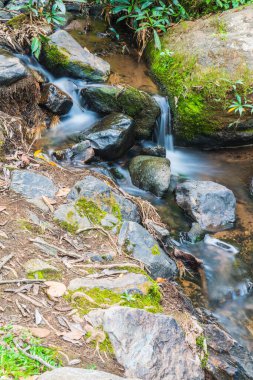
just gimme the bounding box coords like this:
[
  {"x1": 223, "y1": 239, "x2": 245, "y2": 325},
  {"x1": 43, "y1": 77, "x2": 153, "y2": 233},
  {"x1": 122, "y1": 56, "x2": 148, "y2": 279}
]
[{"x1": 0, "y1": 10, "x2": 252, "y2": 380}]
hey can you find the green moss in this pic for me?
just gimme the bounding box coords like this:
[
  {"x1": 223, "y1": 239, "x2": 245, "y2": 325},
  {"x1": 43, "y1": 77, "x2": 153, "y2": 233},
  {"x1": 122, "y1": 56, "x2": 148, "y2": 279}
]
[
  {"x1": 196, "y1": 335, "x2": 209, "y2": 369},
  {"x1": 41, "y1": 43, "x2": 71, "y2": 74},
  {"x1": 102, "y1": 194, "x2": 122, "y2": 222},
  {"x1": 58, "y1": 220, "x2": 78, "y2": 234},
  {"x1": 28, "y1": 269, "x2": 61, "y2": 281},
  {"x1": 151, "y1": 244, "x2": 161, "y2": 256},
  {"x1": 147, "y1": 39, "x2": 253, "y2": 141},
  {"x1": 66, "y1": 284, "x2": 163, "y2": 315},
  {"x1": 211, "y1": 16, "x2": 228, "y2": 38},
  {"x1": 75, "y1": 197, "x2": 107, "y2": 224},
  {"x1": 19, "y1": 219, "x2": 44, "y2": 234},
  {"x1": 6, "y1": 14, "x2": 28, "y2": 28}
]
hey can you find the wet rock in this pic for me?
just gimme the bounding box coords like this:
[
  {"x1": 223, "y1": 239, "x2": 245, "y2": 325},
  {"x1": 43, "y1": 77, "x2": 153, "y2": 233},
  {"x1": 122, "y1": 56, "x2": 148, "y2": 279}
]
[
  {"x1": 68, "y1": 175, "x2": 140, "y2": 223},
  {"x1": 181, "y1": 223, "x2": 204, "y2": 244},
  {"x1": 77, "y1": 113, "x2": 134, "y2": 160},
  {"x1": 24, "y1": 259, "x2": 60, "y2": 277},
  {"x1": 41, "y1": 30, "x2": 110, "y2": 82},
  {"x1": 250, "y1": 178, "x2": 253, "y2": 196},
  {"x1": 10, "y1": 170, "x2": 58, "y2": 200},
  {"x1": 0, "y1": 50, "x2": 27, "y2": 85},
  {"x1": 68, "y1": 272, "x2": 152, "y2": 294},
  {"x1": 54, "y1": 141, "x2": 95, "y2": 164},
  {"x1": 81, "y1": 85, "x2": 160, "y2": 139},
  {"x1": 38, "y1": 368, "x2": 138, "y2": 380},
  {"x1": 0, "y1": 9, "x2": 15, "y2": 20},
  {"x1": 118, "y1": 221, "x2": 177, "y2": 279},
  {"x1": 146, "y1": 221, "x2": 171, "y2": 246},
  {"x1": 129, "y1": 155, "x2": 171, "y2": 197},
  {"x1": 88, "y1": 306, "x2": 204, "y2": 380},
  {"x1": 39, "y1": 83, "x2": 73, "y2": 115},
  {"x1": 176, "y1": 180, "x2": 236, "y2": 230},
  {"x1": 140, "y1": 145, "x2": 166, "y2": 157}
]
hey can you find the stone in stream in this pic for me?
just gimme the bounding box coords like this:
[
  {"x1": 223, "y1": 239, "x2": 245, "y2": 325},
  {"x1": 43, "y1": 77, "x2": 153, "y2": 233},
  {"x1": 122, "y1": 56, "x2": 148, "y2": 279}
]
[
  {"x1": 39, "y1": 83, "x2": 73, "y2": 115},
  {"x1": 38, "y1": 368, "x2": 139, "y2": 380},
  {"x1": 118, "y1": 221, "x2": 177, "y2": 279},
  {"x1": 24, "y1": 259, "x2": 60, "y2": 278},
  {"x1": 10, "y1": 170, "x2": 58, "y2": 199},
  {"x1": 176, "y1": 180, "x2": 236, "y2": 230},
  {"x1": 81, "y1": 85, "x2": 160, "y2": 139},
  {"x1": 77, "y1": 113, "x2": 134, "y2": 160},
  {"x1": 41, "y1": 30, "x2": 110, "y2": 82},
  {"x1": 140, "y1": 145, "x2": 166, "y2": 157},
  {"x1": 87, "y1": 306, "x2": 204, "y2": 380},
  {"x1": 68, "y1": 175, "x2": 141, "y2": 223},
  {"x1": 68, "y1": 272, "x2": 152, "y2": 295},
  {"x1": 53, "y1": 140, "x2": 95, "y2": 163},
  {"x1": 129, "y1": 155, "x2": 171, "y2": 197},
  {"x1": 0, "y1": 50, "x2": 27, "y2": 85}
]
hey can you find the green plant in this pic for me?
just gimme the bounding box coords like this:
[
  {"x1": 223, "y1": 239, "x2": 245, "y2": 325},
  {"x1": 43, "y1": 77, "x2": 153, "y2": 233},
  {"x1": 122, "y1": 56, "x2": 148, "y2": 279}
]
[
  {"x1": 196, "y1": 335, "x2": 209, "y2": 369},
  {"x1": 0, "y1": 326, "x2": 61, "y2": 379},
  {"x1": 121, "y1": 291, "x2": 136, "y2": 302},
  {"x1": 228, "y1": 93, "x2": 253, "y2": 116}
]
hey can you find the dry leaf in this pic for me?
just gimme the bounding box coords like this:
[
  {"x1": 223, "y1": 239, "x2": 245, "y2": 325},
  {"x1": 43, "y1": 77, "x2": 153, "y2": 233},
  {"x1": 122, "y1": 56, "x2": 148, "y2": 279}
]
[
  {"x1": 56, "y1": 187, "x2": 70, "y2": 197},
  {"x1": 30, "y1": 327, "x2": 50, "y2": 338},
  {"x1": 45, "y1": 281, "x2": 66, "y2": 298}
]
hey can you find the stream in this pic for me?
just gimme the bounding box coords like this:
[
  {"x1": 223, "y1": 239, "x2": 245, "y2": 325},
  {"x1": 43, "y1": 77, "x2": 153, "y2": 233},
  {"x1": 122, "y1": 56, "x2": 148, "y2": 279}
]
[{"x1": 19, "y1": 22, "x2": 253, "y2": 352}]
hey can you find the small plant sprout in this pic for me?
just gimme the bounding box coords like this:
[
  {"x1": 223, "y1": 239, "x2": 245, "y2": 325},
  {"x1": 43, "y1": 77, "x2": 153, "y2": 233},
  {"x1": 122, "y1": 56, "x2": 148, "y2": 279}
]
[
  {"x1": 121, "y1": 291, "x2": 136, "y2": 302},
  {"x1": 228, "y1": 94, "x2": 253, "y2": 117}
]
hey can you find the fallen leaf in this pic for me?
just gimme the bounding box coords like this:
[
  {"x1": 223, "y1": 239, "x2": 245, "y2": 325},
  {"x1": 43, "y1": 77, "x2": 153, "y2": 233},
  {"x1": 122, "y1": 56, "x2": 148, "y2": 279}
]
[
  {"x1": 35, "y1": 308, "x2": 43, "y2": 325},
  {"x1": 68, "y1": 358, "x2": 81, "y2": 366},
  {"x1": 56, "y1": 187, "x2": 70, "y2": 197},
  {"x1": 62, "y1": 329, "x2": 85, "y2": 342},
  {"x1": 45, "y1": 281, "x2": 66, "y2": 298},
  {"x1": 30, "y1": 327, "x2": 50, "y2": 338},
  {"x1": 156, "y1": 277, "x2": 167, "y2": 283}
]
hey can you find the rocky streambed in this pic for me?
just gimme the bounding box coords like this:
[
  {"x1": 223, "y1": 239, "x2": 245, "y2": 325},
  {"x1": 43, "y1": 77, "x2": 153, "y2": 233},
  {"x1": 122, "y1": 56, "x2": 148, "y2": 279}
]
[{"x1": 0, "y1": 11, "x2": 252, "y2": 380}]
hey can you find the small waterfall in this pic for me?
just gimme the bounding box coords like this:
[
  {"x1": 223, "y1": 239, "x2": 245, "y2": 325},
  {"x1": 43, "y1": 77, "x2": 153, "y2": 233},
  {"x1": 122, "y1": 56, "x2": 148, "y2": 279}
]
[{"x1": 153, "y1": 95, "x2": 174, "y2": 153}]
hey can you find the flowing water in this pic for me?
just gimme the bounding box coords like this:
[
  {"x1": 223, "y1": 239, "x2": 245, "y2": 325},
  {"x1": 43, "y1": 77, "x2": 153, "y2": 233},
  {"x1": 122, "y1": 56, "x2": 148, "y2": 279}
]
[{"x1": 20, "y1": 21, "x2": 253, "y2": 352}]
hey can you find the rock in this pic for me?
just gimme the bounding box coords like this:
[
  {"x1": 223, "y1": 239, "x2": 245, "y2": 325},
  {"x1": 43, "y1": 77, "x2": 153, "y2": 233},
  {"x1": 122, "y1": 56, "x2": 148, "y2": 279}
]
[
  {"x1": 148, "y1": 6, "x2": 253, "y2": 146},
  {"x1": 146, "y1": 221, "x2": 171, "y2": 246},
  {"x1": 54, "y1": 202, "x2": 92, "y2": 232},
  {"x1": 10, "y1": 170, "x2": 58, "y2": 200},
  {"x1": 24, "y1": 259, "x2": 60, "y2": 278},
  {"x1": 41, "y1": 30, "x2": 110, "y2": 82},
  {"x1": 129, "y1": 155, "x2": 171, "y2": 197},
  {"x1": 81, "y1": 85, "x2": 160, "y2": 139},
  {"x1": 140, "y1": 145, "x2": 166, "y2": 157},
  {"x1": 68, "y1": 272, "x2": 152, "y2": 294},
  {"x1": 39, "y1": 83, "x2": 73, "y2": 115},
  {"x1": 38, "y1": 368, "x2": 138, "y2": 380},
  {"x1": 202, "y1": 321, "x2": 253, "y2": 380},
  {"x1": 0, "y1": 9, "x2": 15, "y2": 21},
  {"x1": 88, "y1": 306, "x2": 204, "y2": 380},
  {"x1": 176, "y1": 180, "x2": 236, "y2": 230},
  {"x1": 250, "y1": 178, "x2": 253, "y2": 196},
  {"x1": 53, "y1": 141, "x2": 95, "y2": 164},
  {"x1": 118, "y1": 221, "x2": 177, "y2": 279},
  {"x1": 68, "y1": 175, "x2": 140, "y2": 223},
  {"x1": 76, "y1": 113, "x2": 134, "y2": 160},
  {"x1": 181, "y1": 223, "x2": 204, "y2": 244},
  {"x1": 0, "y1": 50, "x2": 27, "y2": 85}
]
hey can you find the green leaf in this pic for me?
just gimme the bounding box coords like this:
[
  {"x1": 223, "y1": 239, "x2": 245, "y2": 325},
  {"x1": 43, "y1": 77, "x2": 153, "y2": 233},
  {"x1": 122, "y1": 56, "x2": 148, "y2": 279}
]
[
  {"x1": 153, "y1": 29, "x2": 161, "y2": 50},
  {"x1": 31, "y1": 37, "x2": 41, "y2": 59}
]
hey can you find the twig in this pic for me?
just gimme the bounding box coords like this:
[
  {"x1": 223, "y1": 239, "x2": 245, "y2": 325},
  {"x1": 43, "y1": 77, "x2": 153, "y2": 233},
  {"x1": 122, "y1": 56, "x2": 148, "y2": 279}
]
[
  {"x1": 18, "y1": 293, "x2": 45, "y2": 308},
  {"x1": 30, "y1": 238, "x2": 82, "y2": 259},
  {"x1": 77, "y1": 226, "x2": 121, "y2": 255},
  {"x1": 13, "y1": 339, "x2": 55, "y2": 370},
  {"x1": 79, "y1": 262, "x2": 141, "y2": 269},
  {"x1": 0, "y1": 253, "x2": 14, "y2": 271},
  {"x1": 0, "y1": 279, "x2": 45, "y2": 285}
]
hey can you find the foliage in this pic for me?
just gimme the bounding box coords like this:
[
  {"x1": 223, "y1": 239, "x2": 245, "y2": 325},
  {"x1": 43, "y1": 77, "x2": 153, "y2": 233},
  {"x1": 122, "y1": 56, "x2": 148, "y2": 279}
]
[
  {"x1": 228, "y1": 93, "x2": 253, "y2": 116},
  {"x1": 10, "y1": 0, "x2": 66, "y2": 59},
  {"x1": 196, "y1": 335, "x2": 209, "y2": 369},
  {"x1": 0, "y1": 325, "x2": 60, "y2": 379}
]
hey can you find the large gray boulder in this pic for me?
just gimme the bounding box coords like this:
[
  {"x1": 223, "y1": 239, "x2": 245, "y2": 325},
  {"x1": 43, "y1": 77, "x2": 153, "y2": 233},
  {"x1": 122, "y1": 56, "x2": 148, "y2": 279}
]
[
  {"x1": 88, "y1": 306, "x2": 204, "y2": 380},
  {"x1": 41, "y1": 30, "x2": 110, "y2": 82},
  {"x1": 176, "y1": 180, "x2": 236, "y2": 230},
  {"x1": 68, "y1": 175, "x2": 140, "y2": 223},
  {"x1": 118, "y1": 221, "x2": 177, "y2": 279},
  {"x1": 129, "y1": 155, "x2": 171, "y2": 197},
  {"x1": 53, "y1": 140, "x2": 95, "y2": 164},
  {"x1": 77, "y1": 113, "x2": 134, "y2": 160},
  {"x1": 0, "y1": 50, "x2": 27, "y2": 85},
  {"x1": 38, "y1": 368, "x2": 138, "y2": 380},
  {"x1": 81, "y1": 85, "x2": 160, "y2": 139},
  {"x1": 10, "y1": 170, "x2": 58, "y2": 199},
  {"x1": 39, "y1": 83, "x2": 73, "y2": 115}
]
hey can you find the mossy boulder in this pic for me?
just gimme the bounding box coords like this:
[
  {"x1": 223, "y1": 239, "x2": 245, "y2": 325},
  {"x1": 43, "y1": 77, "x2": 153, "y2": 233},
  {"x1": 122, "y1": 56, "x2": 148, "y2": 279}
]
[
  {"x1": 81, "y1": 85, "x2": 160, "y2": 139},
  {"x1": 129, "y1": 155, "x2": 171, "y2": 197},
  {"x1": 24, "y1": 259, "x2": 61, "y2": 280},
  {"x1": 40, "y1": 30, "x2": 110, "y2": 82},
  {"x1": 147, "y1": 6, "x2": 253, "y2": 147}
]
